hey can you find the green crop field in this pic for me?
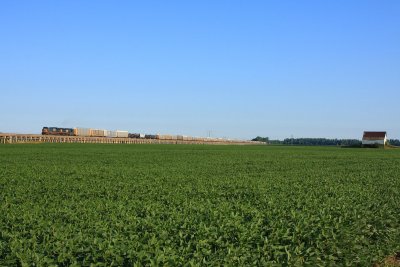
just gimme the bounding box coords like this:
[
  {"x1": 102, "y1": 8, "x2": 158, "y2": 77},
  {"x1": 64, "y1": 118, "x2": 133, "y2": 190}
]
[{"x1": 0, "y1": 144, "x2": 399, "y2": 266}]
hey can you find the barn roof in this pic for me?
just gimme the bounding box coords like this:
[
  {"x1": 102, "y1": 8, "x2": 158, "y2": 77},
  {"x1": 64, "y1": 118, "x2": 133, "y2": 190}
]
[{"x1": 362, "y1": 131, "x2": 387, "y2": 140}]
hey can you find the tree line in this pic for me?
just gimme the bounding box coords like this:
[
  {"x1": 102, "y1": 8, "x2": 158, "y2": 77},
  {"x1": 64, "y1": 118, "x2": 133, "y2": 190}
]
[
  {"x1": 252, "y1": 136, "x2": 400, "y2": 146},
  {"x1": 388, "y1": 139, "x2": 400, "y2": 146}
]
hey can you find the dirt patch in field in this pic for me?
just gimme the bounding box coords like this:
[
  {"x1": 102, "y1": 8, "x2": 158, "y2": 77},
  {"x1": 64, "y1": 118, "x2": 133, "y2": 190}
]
[{"x1": 374, "y1": 252, "x2": 400, "y2": 267}]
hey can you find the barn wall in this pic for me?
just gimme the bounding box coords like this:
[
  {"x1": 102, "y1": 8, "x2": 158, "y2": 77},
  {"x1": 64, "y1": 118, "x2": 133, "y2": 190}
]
[{"x1": 362, "y1": 139, "x2": 385, "y2": 145}]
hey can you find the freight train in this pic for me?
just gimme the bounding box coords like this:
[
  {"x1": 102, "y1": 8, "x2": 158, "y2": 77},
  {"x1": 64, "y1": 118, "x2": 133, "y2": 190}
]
[{"x1": 41, "y1": 126, "x2": 248, "y2": 143}]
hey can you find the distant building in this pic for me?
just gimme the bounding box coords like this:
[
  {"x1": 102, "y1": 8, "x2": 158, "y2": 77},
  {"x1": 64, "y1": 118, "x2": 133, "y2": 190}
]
[{"x1": 362, "y1": 131, "x2": 387, "y2": 146}]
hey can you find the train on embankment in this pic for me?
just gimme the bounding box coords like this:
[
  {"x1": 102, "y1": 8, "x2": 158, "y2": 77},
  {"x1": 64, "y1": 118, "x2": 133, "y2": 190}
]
[{"x1": 41, "y1": 126, "x2": 252, "y2": 143}]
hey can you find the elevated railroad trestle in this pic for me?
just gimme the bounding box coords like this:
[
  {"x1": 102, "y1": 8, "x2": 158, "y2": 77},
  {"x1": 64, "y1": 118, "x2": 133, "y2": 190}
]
[{"x1": 0, "y1": 134, "x2": 263, "y2": 145}]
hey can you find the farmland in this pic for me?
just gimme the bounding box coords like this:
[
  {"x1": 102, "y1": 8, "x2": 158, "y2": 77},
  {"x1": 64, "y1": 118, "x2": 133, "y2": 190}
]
[{"x1": 0, "y1": 144, "x2": 399, "y2": 266}]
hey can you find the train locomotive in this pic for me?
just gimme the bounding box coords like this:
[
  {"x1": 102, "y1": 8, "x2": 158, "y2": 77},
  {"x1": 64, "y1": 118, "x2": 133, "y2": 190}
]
[{"x1": 42, "y1": 127, "x2": 74, "y2": 136}]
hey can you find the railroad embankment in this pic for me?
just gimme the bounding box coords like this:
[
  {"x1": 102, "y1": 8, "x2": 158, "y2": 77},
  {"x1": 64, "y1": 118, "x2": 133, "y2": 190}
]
[{"x1": 0, "y1": 134, "x2": 263, "y2": 145}]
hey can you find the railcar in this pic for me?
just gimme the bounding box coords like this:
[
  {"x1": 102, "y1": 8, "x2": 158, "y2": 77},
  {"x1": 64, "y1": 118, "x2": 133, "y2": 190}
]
[
  {"x1": 128, "y1": 133, "x2": 145, "y2": 139},
  {"x1": 145, "y1": 134, "x2": 157, "y2": 139}
]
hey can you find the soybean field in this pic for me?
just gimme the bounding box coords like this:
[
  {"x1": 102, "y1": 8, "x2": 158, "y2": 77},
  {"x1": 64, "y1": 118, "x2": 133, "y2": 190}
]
[{"x1": 0, "y1": 144, "x2": 399, "y2": 266}]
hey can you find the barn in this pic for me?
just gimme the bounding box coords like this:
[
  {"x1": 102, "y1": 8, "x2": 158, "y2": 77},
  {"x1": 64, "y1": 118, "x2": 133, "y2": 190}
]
[{"x1": 362, "y1": 131, "x2": 387, "y2": 146}]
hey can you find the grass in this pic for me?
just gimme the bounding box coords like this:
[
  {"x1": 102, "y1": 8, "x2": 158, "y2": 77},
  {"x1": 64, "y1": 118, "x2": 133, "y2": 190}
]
[{"x1": 0, "y1": 144, "x2": 399, "y2": 266}]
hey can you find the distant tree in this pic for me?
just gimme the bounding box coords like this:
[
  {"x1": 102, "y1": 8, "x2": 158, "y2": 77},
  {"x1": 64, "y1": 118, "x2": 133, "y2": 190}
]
[
  {"x1": 252, "y1": 136, "x2": 269, "y2": 143},
  {"x1": 388, "y1": 139, "x2": 400, "y2": 146}
]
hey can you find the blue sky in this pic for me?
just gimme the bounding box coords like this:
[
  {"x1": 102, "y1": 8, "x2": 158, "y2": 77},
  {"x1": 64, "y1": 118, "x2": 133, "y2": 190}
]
[{"x1": 1, "y1": 1, "x2": 399, "y2": 140}]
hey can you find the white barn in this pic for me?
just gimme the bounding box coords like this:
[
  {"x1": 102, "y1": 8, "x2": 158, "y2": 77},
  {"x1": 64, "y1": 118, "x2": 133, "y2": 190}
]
[{"x1": 362, "y1": 131, "x2": 387, "y2": 146}]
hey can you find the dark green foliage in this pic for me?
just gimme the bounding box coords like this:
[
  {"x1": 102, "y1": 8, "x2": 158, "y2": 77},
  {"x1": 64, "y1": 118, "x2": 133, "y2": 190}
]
[
  {"x1": 266, "y1": 138, "x2": 362, "y2": 146},
  {"x1": 388, "y1": 139, "x2": 400, "y2": 146},
  {"x1": 251, "y1": 136, "x2": 269, "y2": 143},
  {"x1": 0, "y1": 144, "x2": 399, "y2": 265},
  {"x1": 281, "y1": 138, "x2": 363, "y2": 146}
]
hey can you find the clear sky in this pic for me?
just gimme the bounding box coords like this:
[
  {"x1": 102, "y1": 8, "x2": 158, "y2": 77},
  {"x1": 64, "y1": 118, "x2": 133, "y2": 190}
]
[{"x1": 1, "y1": 1, "x2": 399, "y2": 140}]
